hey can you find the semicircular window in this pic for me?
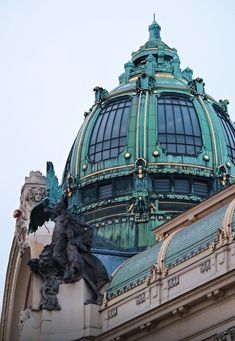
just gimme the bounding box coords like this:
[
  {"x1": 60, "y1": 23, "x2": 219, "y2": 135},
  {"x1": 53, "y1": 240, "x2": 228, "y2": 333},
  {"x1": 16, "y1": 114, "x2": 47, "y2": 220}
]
[
  {"x1": 214, "y1": 105, "x2": 235, "y2": 163},
  {"x1": 157, "y1": 95, "x2": 202, "y2": 155},
  {"x1": 88, "y1": 97, "x2": 131, "y2": 162}
]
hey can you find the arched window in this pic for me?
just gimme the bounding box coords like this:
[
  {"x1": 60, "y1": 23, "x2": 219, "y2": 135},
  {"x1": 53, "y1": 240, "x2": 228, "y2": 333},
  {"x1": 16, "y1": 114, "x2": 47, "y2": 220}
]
[
  {"x1": 88, "y1": 97, "x2": 131, "y2": 162},
  {"x1": 214, "y1": 105, "x2": 235, "y2": 163},
  {"x1": 157, "y1": 95, "x2": 202, "y2": 155}
]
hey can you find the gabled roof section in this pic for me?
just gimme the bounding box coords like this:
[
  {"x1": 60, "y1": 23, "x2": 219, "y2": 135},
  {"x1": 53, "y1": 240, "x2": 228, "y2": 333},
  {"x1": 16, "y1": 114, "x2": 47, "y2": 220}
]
[
  {"x1": 106, "y1": 241, "x2": 163, "y2": 299},
  {"x1": 106, "y1": 184, "x2": 235, "y2": 300}
]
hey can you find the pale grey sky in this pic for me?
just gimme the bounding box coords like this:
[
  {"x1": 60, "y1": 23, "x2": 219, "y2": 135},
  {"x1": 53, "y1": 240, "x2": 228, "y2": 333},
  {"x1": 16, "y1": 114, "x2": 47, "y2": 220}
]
[{"x1": 0, "y1": 0, "x2": 235, "y2": 311}]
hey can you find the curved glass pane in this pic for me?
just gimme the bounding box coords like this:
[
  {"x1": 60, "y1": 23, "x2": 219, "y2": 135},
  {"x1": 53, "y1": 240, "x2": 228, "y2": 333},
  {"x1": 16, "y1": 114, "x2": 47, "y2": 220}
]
[
  {"x1": 157, "y1": 95, "x2": 202, "y2": 155},
  {"x1": 88, "y1": 97, "x2": 131, "y2": 162},
  {"x1": 214, "y1": 105, "x2": 235, "y2": 163}
]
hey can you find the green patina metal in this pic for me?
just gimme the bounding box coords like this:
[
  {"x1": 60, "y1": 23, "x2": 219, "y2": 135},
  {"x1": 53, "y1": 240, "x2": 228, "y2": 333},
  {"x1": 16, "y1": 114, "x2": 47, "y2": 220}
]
[
  {"x1": 107, "y1": 240, "x2": 163, "y2": 299},
  {"x1": 107, "y1": 201, "x2": 234, "y2": 299},
  {"x1": 46, "y1": 161, "x2": 63, "y2": 206},
  {"x1": 164, "y1": 204, "x2": 230, "y2": 269},
  {"x1": 48, "y1": 18, "x2": 235, "y2": 252}
]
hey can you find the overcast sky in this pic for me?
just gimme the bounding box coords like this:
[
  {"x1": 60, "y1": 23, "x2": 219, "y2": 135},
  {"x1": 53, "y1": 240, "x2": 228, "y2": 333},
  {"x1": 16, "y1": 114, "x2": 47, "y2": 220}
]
[{"x1": 0, "y1": 0, "x2": 235, "y2": 311}]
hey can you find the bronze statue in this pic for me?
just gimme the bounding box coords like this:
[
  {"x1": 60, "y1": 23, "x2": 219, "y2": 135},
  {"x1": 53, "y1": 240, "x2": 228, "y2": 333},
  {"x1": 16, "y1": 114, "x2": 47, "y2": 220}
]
[
  {"x1": 28, "y1": 201, "x2": 109, "y2": 308},
  {"x1": 65, "y1": 224, "x2": 108, "y2": 304}
]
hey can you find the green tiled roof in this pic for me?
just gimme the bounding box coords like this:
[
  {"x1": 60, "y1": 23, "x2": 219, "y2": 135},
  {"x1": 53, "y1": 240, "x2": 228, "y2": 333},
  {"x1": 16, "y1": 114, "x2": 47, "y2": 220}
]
[
  {"x1": 106, "y1": 201, "x2": 234, "y2": 300},
  {"x1": 107, "y1": 241, "x2": 163, "y2": 299},
  {"x1": 164, "y1": 204, "x2": 229, "y2": 269}
]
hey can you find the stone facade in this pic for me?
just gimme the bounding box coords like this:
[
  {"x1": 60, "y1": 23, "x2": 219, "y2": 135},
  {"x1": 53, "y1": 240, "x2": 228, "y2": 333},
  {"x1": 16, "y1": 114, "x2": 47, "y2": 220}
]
[
  {"x1": 1, "y1": 179, "x2": 235, "y2": 340},
  {"x1": 0, "y1": 171, "x2": 48, "y2": 341}
]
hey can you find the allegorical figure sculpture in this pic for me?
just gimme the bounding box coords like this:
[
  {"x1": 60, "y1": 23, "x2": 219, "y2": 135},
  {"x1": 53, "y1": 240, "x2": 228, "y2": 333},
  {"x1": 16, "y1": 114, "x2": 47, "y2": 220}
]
[{"x1": 28, "y1": 201, "x2": 109, "y2": 309}]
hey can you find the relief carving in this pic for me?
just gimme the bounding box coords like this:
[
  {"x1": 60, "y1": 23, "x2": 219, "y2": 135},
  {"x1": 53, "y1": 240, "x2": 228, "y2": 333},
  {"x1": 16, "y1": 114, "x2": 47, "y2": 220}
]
[
  {"x1": 14, "y1": 171, "x2": 46, "y2": 255},
  {"x1": 18, "y1": 309, "x2": 31, "y2": 334},
  {"x1": 203, "y1": 325, "x2": 235, "y2": 340},
  {"x1": 168, "y1": 276, "x2": 179, "y2": 289},
  {"x1": 13, "y1": 209, "x2": 28, "y2": 256},
  {"x1": 136, "y1": 292, "x2": 145, "y2": 305},
  {"x1": 20, "y1": 171, "x2": 46, "y2": 223},
  {"x1": 200, "y1": 260, "x2": 211, "y2": 273},
  {"x1": 107, "y1": 307, "x2": 118, "y2": 320}
]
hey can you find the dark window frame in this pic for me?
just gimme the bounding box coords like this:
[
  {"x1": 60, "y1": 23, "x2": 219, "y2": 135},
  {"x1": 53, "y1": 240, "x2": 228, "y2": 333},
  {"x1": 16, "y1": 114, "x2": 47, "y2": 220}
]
[
  {"x1": 88, "y1": 97, "x2": 131, "y2": 163},
  {"x1": 152, "y1": 175, "x2": 211, "y2": 198},
  {"x1": 214, "y1": 104, "x2": 235, "y2": 163},
  {"x1": 157, "y1": 94, "x2": 203, "y2": 156},
  {"x1": 82, "y1": 176, "x2": 133, "y2": 205}
]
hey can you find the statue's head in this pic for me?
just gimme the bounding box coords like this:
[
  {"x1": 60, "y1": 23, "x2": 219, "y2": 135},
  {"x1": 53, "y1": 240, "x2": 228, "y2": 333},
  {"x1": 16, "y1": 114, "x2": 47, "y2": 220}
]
[{"x1": 67, "y1": 229, "x2": 74, "y2": 241}]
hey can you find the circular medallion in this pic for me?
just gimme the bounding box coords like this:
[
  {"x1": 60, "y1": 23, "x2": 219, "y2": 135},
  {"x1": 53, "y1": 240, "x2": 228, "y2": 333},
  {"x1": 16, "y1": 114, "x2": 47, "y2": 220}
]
[
  {"x1": 124, "y1": 152, "x2": 131, "y2": 159},
  {"x1": 152, "y1": 150, "x2": 160, "y2": 157},
  {"x1": 82, "y1": 163, "x2": 88, "y2": 171}
]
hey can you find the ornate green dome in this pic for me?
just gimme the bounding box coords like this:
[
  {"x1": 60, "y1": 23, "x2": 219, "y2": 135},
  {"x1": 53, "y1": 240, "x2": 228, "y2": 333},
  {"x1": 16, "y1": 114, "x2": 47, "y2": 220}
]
[{"x1": 61, "y1": 18, "x2": 235, "y2": 253}]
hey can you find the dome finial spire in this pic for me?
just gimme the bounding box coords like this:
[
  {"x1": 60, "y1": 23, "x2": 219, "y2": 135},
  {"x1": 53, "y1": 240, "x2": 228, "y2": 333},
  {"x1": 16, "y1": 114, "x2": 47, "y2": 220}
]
[{"x1": 148, "y1": 14, "x2": 161, "y2": 41}]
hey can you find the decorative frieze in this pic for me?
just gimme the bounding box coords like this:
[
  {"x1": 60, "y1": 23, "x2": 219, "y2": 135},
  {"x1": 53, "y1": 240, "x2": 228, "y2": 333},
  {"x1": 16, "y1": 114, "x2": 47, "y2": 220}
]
[
  {"x1": 200, "y1": 260, "x2": 211, "y2": 273},
  {"x1": 14, "y1": 171, "x2": 46, "y2": 255},
  {"x1": 108, "y1": 307, "x2": 118, "y2": 320},
  {"x1": 20, "y1": 171, "x2": 46, "y2": 223},
  {"x1": 18, "y1": 309, "x2": 31, "y2": 334},
  {"x1": 203, "y1": 325, "x2": 235, "y2": 340},
  {"x1": 135, "y1": 292, "x2": 145, "y2": 305},
  {"x1": 13, "y1": 209, "x2": 28, "y2": 256},
  {"x1": 168, "y1": 276, "x2": 179, "y2": 289}
]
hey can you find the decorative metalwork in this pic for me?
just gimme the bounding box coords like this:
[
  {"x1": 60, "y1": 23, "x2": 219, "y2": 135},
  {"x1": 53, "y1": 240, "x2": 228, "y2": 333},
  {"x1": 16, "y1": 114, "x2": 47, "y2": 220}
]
[
  {"x1": 203, "y1": 154, "x2": 209, "y2": 161},
  {"x1": 46, "y1": 162, "x2": 63, "y2": 205},
  {"x1": 135, "y1": 158, "x2": 146, "y2": 179},
  {"x1": 124, "y1": 152, "x2": 131, "y2": 159},
  {"x1": 152, "y1": 150, "x2": 160, "y2": 157},
  {"x1": 93, "y1": 86, "x2": 109, "y2": 104}
]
